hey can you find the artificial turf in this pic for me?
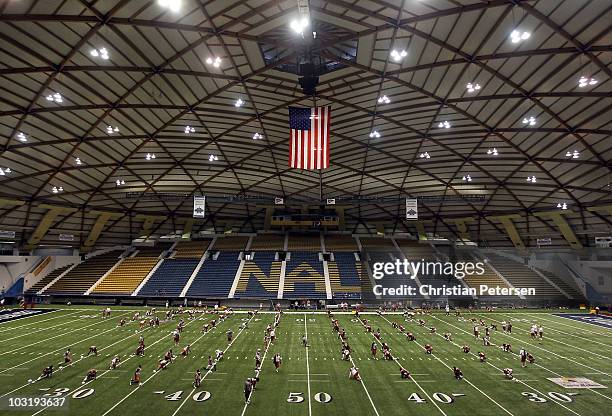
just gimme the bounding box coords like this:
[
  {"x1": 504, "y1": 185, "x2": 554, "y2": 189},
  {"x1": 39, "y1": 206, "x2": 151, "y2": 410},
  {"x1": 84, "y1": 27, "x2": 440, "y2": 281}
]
[{"x1": 0, "y1": 305, "x2": 610, "y2": 416}]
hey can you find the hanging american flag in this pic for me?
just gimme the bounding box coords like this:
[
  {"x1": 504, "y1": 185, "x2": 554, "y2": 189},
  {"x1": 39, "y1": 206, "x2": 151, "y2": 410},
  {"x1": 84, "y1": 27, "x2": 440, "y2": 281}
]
[{"x1": 288, "y1": 106, "x2": 331, "y2": 170}]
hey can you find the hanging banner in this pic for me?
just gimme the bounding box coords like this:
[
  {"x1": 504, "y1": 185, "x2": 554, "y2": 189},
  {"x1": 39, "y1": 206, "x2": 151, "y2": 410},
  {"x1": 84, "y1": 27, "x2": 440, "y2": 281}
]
[
  {"x1": 406, "y1": 198, "x2": 418, "y2": 220},
  {"x1": 274, "y1": 197, "x2": 284, "y2": 205},
  {"x1": 58, "y1": 234, "x2": 75, "y2": 242},
  {"x1": 193, "y1": 196, "x2": 206, "y2": 218}
]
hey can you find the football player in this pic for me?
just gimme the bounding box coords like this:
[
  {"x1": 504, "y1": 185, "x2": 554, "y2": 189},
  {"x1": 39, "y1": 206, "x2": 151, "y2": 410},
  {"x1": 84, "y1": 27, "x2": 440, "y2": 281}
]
[
  {"x1": 109, "y1": 355, "x2": 121, "y2": 369},
  {"x1": 453, "y1": 366, "x2": 463, "y2": 380},
  {"x1": 272, "y1": 353, "x2": 282, "y2": 372},
  {"x1": 82, "y1": 368, "x2": 97, "y2": 384},
  {"x1": 87, "y1": 346, "x2": 98, "y2": 357},
  {"x1": 478, "y1": 351, "x2": 486, "y2": 362},
  {"x1": 349, "y1": 366, "x2": 361, "y2": 381},
  {"x1": 193, "y1": 369, "x2": 202, "y2": 388},
  {"x1": 181, "y1": 344, "x2": 191, "y2": 357}
]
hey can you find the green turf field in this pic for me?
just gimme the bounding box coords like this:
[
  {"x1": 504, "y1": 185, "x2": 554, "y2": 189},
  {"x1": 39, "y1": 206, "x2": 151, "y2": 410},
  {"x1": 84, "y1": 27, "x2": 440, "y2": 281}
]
[{"x1": 0, "y1": 306, "x2": 610, "y2": 416}]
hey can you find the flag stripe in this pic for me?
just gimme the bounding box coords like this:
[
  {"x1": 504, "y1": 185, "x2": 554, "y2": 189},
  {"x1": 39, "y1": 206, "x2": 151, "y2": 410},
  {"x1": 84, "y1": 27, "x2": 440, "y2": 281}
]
[{"x1": 288, "y1": 106, "x2": 330, "y2": 170}]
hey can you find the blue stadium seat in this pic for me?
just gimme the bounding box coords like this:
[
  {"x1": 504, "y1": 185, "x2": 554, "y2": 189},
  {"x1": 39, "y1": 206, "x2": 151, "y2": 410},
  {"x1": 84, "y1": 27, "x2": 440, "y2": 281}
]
[
  {"x1": 284, "y1": 252, "x2": 327, "y2": 299},
  {"x1": 186, "y1": 251, "x2": 241, "y2": 297},
  {"x1": 138, "y1": 258, "x2": 200, "y2": 297}
]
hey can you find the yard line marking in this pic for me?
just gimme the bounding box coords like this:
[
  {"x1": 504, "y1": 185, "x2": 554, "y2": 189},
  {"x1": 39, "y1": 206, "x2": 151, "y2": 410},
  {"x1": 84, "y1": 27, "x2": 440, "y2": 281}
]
[
  {"x1": 0, "y1": 324, "x2": 157, "y2": 399},
  {"x1": 0, "y1": 311, "x2": 132, "y2": 376},
  {"x1": 489, "y1": 313, "x2": 612, "y2": 338},
  {"x1": 241, "y1": 313, "x2": 281, "y2": 416},
  {"x1": 0, "y1": 312, "x2": 129, "y2": 357},
  {"x1": 495, "y1": 312, "x2": 612, "y2": 358},
  {"x1": 470, "y1": 312, "x2": 612, "y2": 376},
  {"x1": 0, "y1": 313, "x2": 89, "y2": 344},
  {"x1": 170, "y1": 314, "x2": 256, "y2": 416},
  {"x1": 0, "y1": 310, "x2": 79, "y2": 333},
  {"x1": 304, "y1": 313, "x2": 312, "y2": 416},
  {"x1": 359, "y1": 320, "x2": 445, "y2": 415},
  {"x1": 90, "y1": 314, "x2": 234, "y2": 416},
  {"x1": 430, "y1": 314, "x2": 609, "y2": 407},
  {"x1": 519, "y1": 313, "x2": 612, "y2": 347}
]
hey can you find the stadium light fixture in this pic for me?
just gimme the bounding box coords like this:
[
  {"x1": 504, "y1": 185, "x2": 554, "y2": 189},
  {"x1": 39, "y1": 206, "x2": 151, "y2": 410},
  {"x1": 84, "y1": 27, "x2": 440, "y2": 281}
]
[
  {"x1": 90, "y1": 47, "x2": 109, "y2": 60},
  {"x1": 206, "y1": 57, "x2": 222, "y2": 68},
  {"x1": 578, "y1": 76, "x2": 597, "y2": 88},
  {"x1": 115, "y1": 178, "x2": 126, "y2": 186},
  {"x1": 377, "y1": 95, "x2": 391, "y2": 104},
  {"x1": 46, "y1": 92, "x2": 63, "y2": 103},
  {"x1": 487, "y1": 148, "x2": 499, "y2": 156},
  {"x1": 510, "y1": 30, "x2": 530, "y2": 43},
  {"x1": 419, "y1": 152, "x2": 430, "y2": 159},
  {"x1": 438, "y1": 121, "x2": 451, "y2": 129},
  {"x1": 184, "y1": 126, "x2": 195, "y2": 134},
  {"x1": 390, "y1": 49, "x2": 407, "y2": 62},
  {"x1": 75, "y1": 157, "x2": 82, "y2": 166},
  {"x1": 369, "y1": 130, "x2": 380, "y2": 139},
  {"x1": 158, "y1": 0, "x2": 181, "y2": 12},
  {"x1": 290, "y1": 16, "x2": 309, "y2": 34},
  {"x1": 145, "y1": 153, "x2": 156, "y2": 160},
  {"x1": 17, "y1": 132, "x2": 27, "y2": 142},
  {"x1": 526, "y1": 175, "x2": 537, "y2": 183},
  {"x1": 52, "y1": 186, "x2": 64, "y2": 194},
  {"x1": 208, "y1": 154, "x2": 219, "y2": 162},
  {"x1": 106, "y1": 125, "x2": 119, "y2": 134},
  {"x1": 557, "y1": 202, "x2": 568, "y2": 210},
  {"x1": 565, "y1": 150, "x2": 579, "y2": 159},
  {"x1": 235, "y1": 98, "x2": 244, "y2": 107},
  {"x1": 466, "y1": 83, "x2": 481, "y2": 93},
  {"x1": 0, "y1": 167, "x2": 11, "y2": 175},
  {"x1": 252, "y1": 133, "x2": 263, "y2": 140},
  {"x1": 462, "y1": 174, "x2": 472, "y2": 182},
  {"x1": 522, "y1": 116, "x2": 536, "y2": 126}
]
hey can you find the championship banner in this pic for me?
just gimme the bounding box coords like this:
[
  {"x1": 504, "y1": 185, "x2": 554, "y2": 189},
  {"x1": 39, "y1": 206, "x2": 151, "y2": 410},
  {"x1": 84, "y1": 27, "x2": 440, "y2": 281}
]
[
  {"x1": 406, "y1": 198, "x2": 418, "y2": 220},
  {"x1": 193, "y1": 196, "x2": 206, "y2": 218}
]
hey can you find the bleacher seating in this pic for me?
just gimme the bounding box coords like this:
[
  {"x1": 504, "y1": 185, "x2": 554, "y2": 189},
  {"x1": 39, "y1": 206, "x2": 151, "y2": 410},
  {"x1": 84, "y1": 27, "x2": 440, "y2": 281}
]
[
  {"x1": 250, "y1": 234, "x2": 285, "y2": 251},
  {"x1": 92, "y1": 245, "x2": 169, "y2": 295},
  {"x1": 288, "y1": 234, "x2": 320, "y2": 251},
  {"x1": 138, "y1": 258, "x2": 201, "y2": 297},
  {"x1": 186, "y1": 251, "x2": 241, "y2": 297},
  {"x1": 213, "y1": 236, "x2": 248, "y2": 250},
  {"x1": 44, "y1": 251, "x2": 122, "y2": 295},
  {"x1": 397, "y1": 240, "x2": 437, "y2": 260},
  {"x1": 26, "y1": 264, "x2": 72, "y2": 294},
  {"x1": 235, "y1": 251, "x2": 280, "y2": 298},
  {"x1": 173, "y1": 240, "x2": 210, "y2": 258},
  {"x1": 458, "y1": 252, "x2": 510, "y2": 293},
  {"x1": 325, "y1": 235, "x2": 358, "y2": 252},
  {"x1": 539, "y1": 269, "x2": 584, "y2": 300},
  {"x1": 284, "y1": 252, "x2": 327, "y2": 299},
  {"x1": 485, "y1": 254, "x2": 567, "y2": 298},
  {"x1": 328, "y1": 252, "x2": 361, "y2": 299}
]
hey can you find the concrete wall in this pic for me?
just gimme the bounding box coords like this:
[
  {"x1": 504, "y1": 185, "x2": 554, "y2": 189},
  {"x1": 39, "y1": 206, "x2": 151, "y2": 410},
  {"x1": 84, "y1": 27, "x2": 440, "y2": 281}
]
[{"x1": 0, "y1": 256, "x2": 41, "y2": 294}]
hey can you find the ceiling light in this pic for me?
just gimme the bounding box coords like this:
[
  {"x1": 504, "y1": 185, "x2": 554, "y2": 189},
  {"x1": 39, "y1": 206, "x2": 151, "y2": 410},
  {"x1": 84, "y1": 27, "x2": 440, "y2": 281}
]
[
  {"x1": 390, "y1": 49, "x2": 408, "y2": 62},
  {"x1": 184, "y1": 126, "x2": 195, "y2": 134},
  {"x1": 522, "y1": 116, "x2": 536, "y2": 126},
  {"x1": 206, "y1": 57, "x2": 222, "y2": 68},
  {"x1": 106, "y1": 125, "x2": 119, "y2": 134},
  {"x1": 75, "y1": 157, "x2": 82, "y2": 166},
  {"x1": 526, "y1": 175, "x2": 537, "y2": 183},
  {"x1": 369, "y1": 130, "x2": 380, "y2": 139},
  {"x1": 90, "y1": 47, "x2": 109, "y2": 60},
  {"x1": 565, "y1": 150, "x2": 579, "y2": 159},
  {"x1": 116, "y1": 179, "x2": 126, "y2": 186},
  {"x1": 17, "y1": 132, "x2": 27, "y2": 142},
  {"x1": 438, "y1": 121, "x2": 451, "y2": 129},
  {"x1": 556, "y1": 202, "x2": 568, "y2": 210},
  {"x1": 52, "y1": 186, "x2": 64, "y2": 194},
  {"x1": 486, "y1": 148, "x2": 499, "y2": 156},
  {"x1": 208, "y1": 154, "x2": 219, "y2": 162},
  {"x1": 252, "y1": 132, "x2": 263, "y2": 140},
  {"x1": 377, "y1": 95, "x2": 391, "y2": 104},
  {"x1": 462, "y1": 174, "x2": 472, "y2": 182},
  {"x1": 158, "y1": 0, "x2": 181, "y2": 12},
  {"x1": 466, "y1": 82, "x2": 481, "y2": 93},
  {"x1": 46, "y1": 92, "x2": 63, "y2": 103},
  {"x1": 290, "y1": 16, "x2": 309, "y2": 34},
  {"x1": 145, "y1": 153, "x2": 156, "y2": 160},
  {"x1": 234, "y1": 98, "x2": 244, "y2": 107},
  {"x1": 578, "y1": 76, "x2": 597, "y2": 88},
  {"x1": 0, "y1": 167, "x2": 10, "y2": 176},
  {"x1": 419, "y1": 152, "x2": 430, "y2": 159},
  {"x1": 510, "y1": 30, "x2": 530, "y2": 43}
]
